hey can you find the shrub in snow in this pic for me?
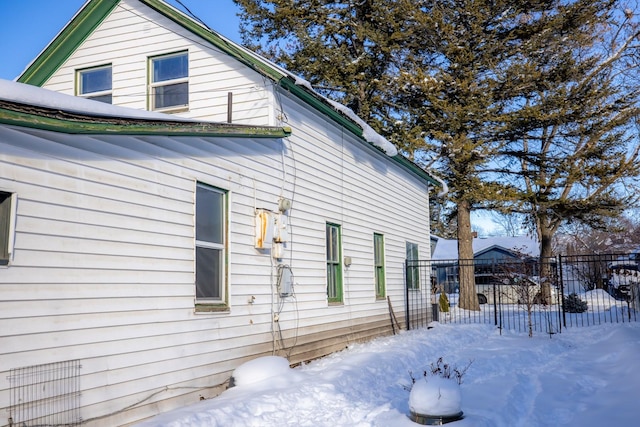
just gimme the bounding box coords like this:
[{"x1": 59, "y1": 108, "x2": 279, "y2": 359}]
[
  {"x1": 409, "y1": 376, "x2": 462, "y2": 417},
  {"x1": 229, "y1": 356, "x2": 291, "y2": 388},
  {"x1": 563, "y1": 293, "x2": 588, "y2": 313},
  {"x1": 439, "y1": 292, "x2": 450, "y2": 313},
  {"x1": 408, "y1": 358, "x2": 471, "y2": 421}
]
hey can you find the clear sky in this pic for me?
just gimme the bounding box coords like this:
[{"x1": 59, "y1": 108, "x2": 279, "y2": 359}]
[{"x1": 0, "y1": 0, "x2": 242, "y2": 81}]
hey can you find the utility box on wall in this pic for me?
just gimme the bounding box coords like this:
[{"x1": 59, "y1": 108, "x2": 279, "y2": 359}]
[{"x1": 255, "y1": 209, "x2": 274, "y2": 249}]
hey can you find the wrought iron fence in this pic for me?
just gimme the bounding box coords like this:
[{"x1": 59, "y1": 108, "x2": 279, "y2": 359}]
[{"x1": 405, "y1": 253, "x2": 639, "y2": 334}]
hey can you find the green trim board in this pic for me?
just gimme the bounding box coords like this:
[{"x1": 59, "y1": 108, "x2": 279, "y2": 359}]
[
  {"x1": 0, "y1": 101, "x2": 291, "y2": 138},
  {"x1": 17, "y1": 0, "x2": 441, "y2": 187},
  {"x1": 17, "y1": 0, "x2": 120, "y2": 86}
]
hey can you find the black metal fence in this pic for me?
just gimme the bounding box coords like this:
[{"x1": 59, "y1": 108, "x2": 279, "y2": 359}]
[{"x1": 405, "y1": 253, "x2": 639, "y2": 334}]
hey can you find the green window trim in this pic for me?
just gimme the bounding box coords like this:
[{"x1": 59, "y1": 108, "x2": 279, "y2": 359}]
[
  {"x1": 326, "y1": 223, "x2": 343, "y2": 303},
  {"x1": 374, "y1": 233, "x2": 386, "y2": 299},
  {"x1": 0, "y1": 191, "x2": 17, "y2": 266}
]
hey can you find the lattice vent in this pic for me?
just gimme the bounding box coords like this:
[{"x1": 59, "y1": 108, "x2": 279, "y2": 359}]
[{"x1": 8, "y1": 359, "x2": 81, "y2": 426}]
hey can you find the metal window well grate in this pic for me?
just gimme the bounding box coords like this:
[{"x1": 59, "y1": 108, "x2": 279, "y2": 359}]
[{"x1": 8, "y1": 359, "x2": 81, "y2": 427}]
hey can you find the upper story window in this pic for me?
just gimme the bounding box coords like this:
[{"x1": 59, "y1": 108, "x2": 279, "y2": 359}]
[
  {"x1": 77, "y1": 65, "x2": 112, "y2": 103},
  {"x1": 0, "y1": 191, "x2": 17, "y2": 266},
  {"x1": 195, "y1": 183, "x2": 227, "y2": 309},
  {"x1": 326, "y1": 223, "x2": 343, "y2": 303},
  {"x1": 149, "y1": 51, "x2": 188, "y2": 112}
]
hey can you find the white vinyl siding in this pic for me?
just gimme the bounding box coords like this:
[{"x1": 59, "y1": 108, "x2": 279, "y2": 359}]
[
  {"x1": 0, "y1": 91, "x2": 432, "y2": 425},
  {"x1": 41, "y1": 0, "x2": 273, "y2": 125}
]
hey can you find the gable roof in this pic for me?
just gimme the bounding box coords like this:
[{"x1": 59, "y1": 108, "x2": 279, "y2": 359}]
[
  {"x1": 0, "y1": 79, "x2": 290, "y2": 138},
  {"x1": 17, "y1": 0, "x2": 442, "y2": 187}
]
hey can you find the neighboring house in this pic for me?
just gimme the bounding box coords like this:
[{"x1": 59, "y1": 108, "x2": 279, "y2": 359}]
[
  {"x1": 0, "y1": 0, "x2": 441, "y2": 424},
  {"x1": 430, "y1": 235, "x2": 540, "y2": 298}
]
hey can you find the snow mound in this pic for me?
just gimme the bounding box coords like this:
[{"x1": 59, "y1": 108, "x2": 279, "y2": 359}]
[
  {"x1": 230, "y1": 356, "x2": 291, "y2": 387},
  {"x1": 583, "y1": 289, "x2": 621, "y2": 311},
  {"x1": 409, "y1": 376, "x2": 462, "y2": 416}
]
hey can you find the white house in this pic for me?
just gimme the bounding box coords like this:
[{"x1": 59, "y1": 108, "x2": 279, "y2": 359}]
[{"x1": 1, "y1": 1, "x2": 440, "y2": 425}]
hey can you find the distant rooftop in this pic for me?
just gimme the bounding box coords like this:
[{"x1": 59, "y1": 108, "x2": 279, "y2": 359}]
[{"x1": 431, "y1": 235, "x2": 539, "y2": 260}]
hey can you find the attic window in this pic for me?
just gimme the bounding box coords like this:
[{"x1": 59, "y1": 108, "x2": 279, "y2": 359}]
[
  {"x1": 77, "y1": 65, "x2": 112, "y2": 104},
  {"x1": 149, "y1": 51, "x2": 188, "y2": 112}
]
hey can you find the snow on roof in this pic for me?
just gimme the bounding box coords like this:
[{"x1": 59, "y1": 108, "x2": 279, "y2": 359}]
[
  {"x1": 325, "y1": 98, "x2": 397, "y2": 156},
  {"x1": 144, "y1": 0, "x2": 400, "y2": 157},
  {"x1": 0, "y1": 79, "x2": 194, "y2": 122},
  {"x1": 431, "y1": 235, "x2": 539, "y2": 260}
]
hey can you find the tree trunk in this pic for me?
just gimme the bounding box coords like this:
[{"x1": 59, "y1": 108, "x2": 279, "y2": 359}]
[
  {"x1": 458, "y1": 200, "x2": 480, "y2": 311},
  {"x1": 538, "y1": 222, "x2": 554, "y2": 305}
]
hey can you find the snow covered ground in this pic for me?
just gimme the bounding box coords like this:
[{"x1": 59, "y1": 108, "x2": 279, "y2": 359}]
[{"x1": 136, "y1": 321, "x2": 640, "y2": 427}]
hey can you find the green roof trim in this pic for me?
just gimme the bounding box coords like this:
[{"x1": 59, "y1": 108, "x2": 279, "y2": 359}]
[
  {"x1": 138, "y1": 0, "x2": 286, "y2": 82},
  {"x1": 17, "y1": 0, "x2": 120, "y2": 86},
  {"x1": 389, "y1": 155, "x2": 440, "y2": 186},
  {"x1": 17, "y1": 0, "x2": 441, "y2": 187},
  {"x1": 0, "y1": 102, "x2": 291, "y2": 138}
]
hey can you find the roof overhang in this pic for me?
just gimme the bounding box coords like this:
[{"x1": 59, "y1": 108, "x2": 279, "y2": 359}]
[{"x1": 0, "y1": 99, "x2": 291, "y2": 138}]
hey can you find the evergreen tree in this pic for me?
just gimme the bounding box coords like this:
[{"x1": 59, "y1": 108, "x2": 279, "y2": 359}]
[
  {"x1": 391, "y1": 0, "x2": 573, "y2": 310},
  {"x1": 233, "y1": 0, "x2": 407, "y2": 126},
  {"x1": 234, "y1": 0, "x2": 640, "y2": 311},
  {"x1": 495, "y1": 1, "x2": 640, "y2": 268}
]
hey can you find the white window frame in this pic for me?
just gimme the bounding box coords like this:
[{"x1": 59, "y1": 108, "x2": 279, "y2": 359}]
[
  {"x1": 149, "y1": 51, "x2": 189, "y2": 112},
  {"x1": 76, "y1": 64, "x2": 112, "y2": 103},
  {"x1": 195, "y1": 183, "x2": 227, "y2": 309}
]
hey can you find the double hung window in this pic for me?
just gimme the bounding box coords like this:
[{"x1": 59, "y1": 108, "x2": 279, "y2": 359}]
[
  {"x1": 374, "y1": 233, "x2": 386, "y2": 298},
  {"x1": 406, "y1": 241, "x2": 420, "y2": 290},
  {"x1": 326, "y1": 223, "x2": 343, "y2": 303},
  {"x1": 150, "y1": 51, "x2": 188, "y2": 111},
  {"x1": 195, "y1": 183, "x2": 226, "y2": 304}
]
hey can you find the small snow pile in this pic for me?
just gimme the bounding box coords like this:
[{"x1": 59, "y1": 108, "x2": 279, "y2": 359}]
[
  {"x1": 409, "y1": 376, "x2": 462, "y2": 417},
  {"x1": 229, "y1": 356, "x2": 291, "y2": 387},
  {"x1": 583, "y1": 289, "x2": 621, "y2": 311}
]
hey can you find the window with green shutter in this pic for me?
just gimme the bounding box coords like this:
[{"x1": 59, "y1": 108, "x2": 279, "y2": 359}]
[
  {"x1": 326, "y1": 223, "x2": 343, "y2": 303},
  {"x1": 374, "y1": 233, "x2": 385, "y2": 298}
]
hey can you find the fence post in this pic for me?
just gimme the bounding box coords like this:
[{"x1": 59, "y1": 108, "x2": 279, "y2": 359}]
[
  {"x1": 558, "y1": 255, "x2": 566, "y2": 330},
  {"x1": 405, "y1": 260, "x2": 410, "y2": 331}
]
